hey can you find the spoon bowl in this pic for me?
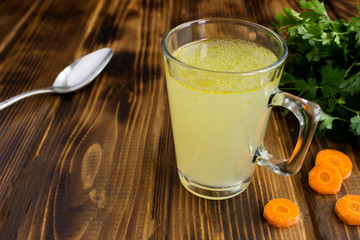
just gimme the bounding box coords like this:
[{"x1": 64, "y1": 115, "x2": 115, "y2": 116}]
[
  {"x1": 53, "y1": 48, "x2": 113, "y2": 93},
  {"x1": 0, "y1": 48, "x2": 113, "y2": 110}
]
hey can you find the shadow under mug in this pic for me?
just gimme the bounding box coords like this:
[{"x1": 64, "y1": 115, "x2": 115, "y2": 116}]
[{"x1": 161, "y1": 18, "x2": 321, "y2": 200}]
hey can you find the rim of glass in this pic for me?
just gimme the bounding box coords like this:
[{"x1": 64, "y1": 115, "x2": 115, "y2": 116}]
[{"x1": 161, "y1": 18, "x2": 288, "y2": 75}]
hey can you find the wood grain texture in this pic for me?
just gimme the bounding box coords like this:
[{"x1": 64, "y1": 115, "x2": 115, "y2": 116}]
[{"x1": 0, "y1": 0, "x2": 359, "y2": 239}]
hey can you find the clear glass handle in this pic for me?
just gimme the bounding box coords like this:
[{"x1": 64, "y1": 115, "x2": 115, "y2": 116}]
[{"x1": 254, "y1": 89, "x2": 321, "y2": 176}]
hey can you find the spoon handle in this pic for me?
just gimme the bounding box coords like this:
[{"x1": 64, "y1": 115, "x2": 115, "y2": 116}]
[{"x1": 0, "y1": 87, "x2": 55, "y2": 111}]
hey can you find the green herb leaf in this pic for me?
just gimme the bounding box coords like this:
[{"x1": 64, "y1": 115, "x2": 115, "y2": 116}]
[
  {"x1": 319, "y1": 112, "x2": 339, "y2": 130},
  {"x1": 274, "y1": 0, "x2": 360, "y2": 138},
  {"x1": 294, "y1": 77, "x2": 318, "y2": 99},
  {"x1": 320, "y1": 66, "x2": 346, "y2": 98},
  {"x1": 279, "y1": 72, "x2": 296, "y2": 87},
  {"x1": 300, "y1": 0, "x2": 328, "y2": 17},
  {"x1": 350, "y1": 115, "x2": 360, "y2": 134},
  {"x1": 339, "y1": 72, "x2": 360, "y2": 96}
]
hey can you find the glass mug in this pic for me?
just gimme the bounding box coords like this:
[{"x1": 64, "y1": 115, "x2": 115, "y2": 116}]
[{"x1": 161, "y1": 19, "x2": 321, "y2": 200}]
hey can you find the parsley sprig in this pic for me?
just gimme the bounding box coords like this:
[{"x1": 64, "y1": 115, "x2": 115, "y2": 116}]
[{"x1": 273, "y1": 0, "x2": 360, "y2": 140}]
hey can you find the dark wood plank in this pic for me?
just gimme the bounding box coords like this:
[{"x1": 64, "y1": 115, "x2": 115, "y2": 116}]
[{"x1": 327, "y1": 0, "x2": 360, "y2": 20}]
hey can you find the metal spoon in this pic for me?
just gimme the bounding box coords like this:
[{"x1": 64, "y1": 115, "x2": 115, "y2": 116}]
[{"x1": 0, "y1": 48, "x2": 113, "y2": 111}]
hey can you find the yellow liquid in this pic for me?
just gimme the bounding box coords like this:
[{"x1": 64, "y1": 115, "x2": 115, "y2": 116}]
[{"x1": 166, "y1": 39, "x2": 278, "y2": 187}]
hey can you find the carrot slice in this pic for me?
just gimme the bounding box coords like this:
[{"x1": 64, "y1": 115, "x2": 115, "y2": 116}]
[
  {"x1": 334, "y1": 195, "x2": 360, "y2": 225},
  {"x1": 263, "y1": 198, "x2": 300, "y2": 228},
  {"x1": 315, "y1": 149, "x2": 353, "y2": 180},
  {"x1": 308, "y1": 164, "x2": 342, "y2": 194}
]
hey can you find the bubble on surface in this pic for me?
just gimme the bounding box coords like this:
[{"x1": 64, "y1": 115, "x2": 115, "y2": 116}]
[
  {"x1": 171, "y1": 38, "x2": 278, "y2": 92},
  {"x1": 173, "y1": 38, "x2": 277, "y2": 73}
]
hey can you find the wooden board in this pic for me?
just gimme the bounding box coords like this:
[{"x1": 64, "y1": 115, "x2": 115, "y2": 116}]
[{"x1": 0, "y1": 0, "x2": 359, "y2": 239}]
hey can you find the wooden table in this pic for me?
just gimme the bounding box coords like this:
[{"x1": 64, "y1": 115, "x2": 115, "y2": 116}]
[{"x1": 0, "y1": 0, "x2": 359, "y2": 239}]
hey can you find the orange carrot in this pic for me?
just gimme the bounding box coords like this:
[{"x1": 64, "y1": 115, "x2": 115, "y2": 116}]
[
  {"x1": 263, "y1": 198, "x2": 300, "y2": 228},
  {"x1": 315, "y1": 149, "x2": 353, "y2": 180},
  {"x1": 334, "y1": 195, "x2": 360, "y2": 226},
  {"x1": 308, "y1": 164, "x2": 342, "y2": 194}
]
